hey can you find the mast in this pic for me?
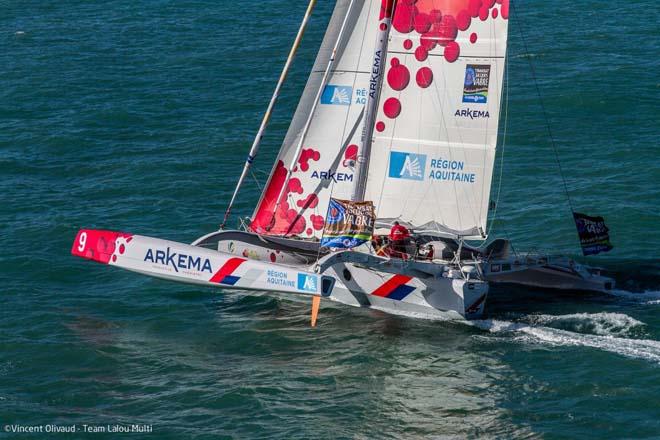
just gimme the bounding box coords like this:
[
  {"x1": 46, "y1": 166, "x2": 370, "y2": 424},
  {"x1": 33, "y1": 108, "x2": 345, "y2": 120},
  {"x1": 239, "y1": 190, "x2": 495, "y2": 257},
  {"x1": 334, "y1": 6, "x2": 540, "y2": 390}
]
[
  {"x1": 351, "y1": 0, "x2": 396, "y2": 202},
  {"x1": 220, "y1": 0, "x2": 318, "y2": 229},
  {"x1": 265, "y1": 0, "x2": 358, "y2": 231}
]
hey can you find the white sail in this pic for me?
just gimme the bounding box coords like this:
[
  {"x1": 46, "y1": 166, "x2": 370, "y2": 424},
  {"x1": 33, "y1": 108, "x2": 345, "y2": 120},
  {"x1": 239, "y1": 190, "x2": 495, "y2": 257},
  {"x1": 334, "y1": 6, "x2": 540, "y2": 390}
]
[
  {"x1": 364, "y1": 0, "x2": 510, "y2": 238},
  {"x1": 251, "y1": 0, "x2": 383, "y2": 237}
]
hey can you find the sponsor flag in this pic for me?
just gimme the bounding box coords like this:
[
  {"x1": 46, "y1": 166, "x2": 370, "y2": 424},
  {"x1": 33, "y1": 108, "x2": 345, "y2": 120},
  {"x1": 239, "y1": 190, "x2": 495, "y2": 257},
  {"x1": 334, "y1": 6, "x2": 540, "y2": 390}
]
[
  {"x1": 573, "y1": 212, "x2": 613, "y2": 256},
  {"x1": 321, "y1": 198, "x2": 375, "y2": 249}
]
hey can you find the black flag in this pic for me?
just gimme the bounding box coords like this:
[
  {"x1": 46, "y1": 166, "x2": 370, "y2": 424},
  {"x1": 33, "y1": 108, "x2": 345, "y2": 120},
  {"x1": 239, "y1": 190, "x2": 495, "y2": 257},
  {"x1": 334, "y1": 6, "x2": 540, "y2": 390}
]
[{"x1": 573, "y1": 212, "x2": 613, "y2": 256}]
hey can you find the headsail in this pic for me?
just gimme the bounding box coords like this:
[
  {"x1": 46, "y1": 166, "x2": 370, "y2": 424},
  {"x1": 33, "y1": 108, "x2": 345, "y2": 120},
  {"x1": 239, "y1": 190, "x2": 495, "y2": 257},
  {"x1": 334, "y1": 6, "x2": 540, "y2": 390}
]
[
  {"x1": 250, "y1": 0, "x2": 383, "y2": 238},
  {"x1": 364, "y1": 0, "x2": 510, "y2": 238}
]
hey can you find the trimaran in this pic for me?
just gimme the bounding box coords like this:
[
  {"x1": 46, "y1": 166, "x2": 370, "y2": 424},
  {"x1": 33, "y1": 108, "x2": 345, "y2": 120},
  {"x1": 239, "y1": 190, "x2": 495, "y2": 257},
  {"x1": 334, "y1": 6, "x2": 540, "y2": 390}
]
[{"x1": 72, "y1": 0, "x2": 614, "y2": 325}]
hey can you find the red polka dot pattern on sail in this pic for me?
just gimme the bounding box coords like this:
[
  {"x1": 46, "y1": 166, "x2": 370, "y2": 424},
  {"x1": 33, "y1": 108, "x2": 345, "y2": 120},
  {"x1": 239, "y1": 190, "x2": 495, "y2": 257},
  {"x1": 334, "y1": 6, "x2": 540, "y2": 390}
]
[
  {"x1": 416, "y1": 67, "x2": 434, "y2": 88},
  {"x1": 415, "y1": 45, "x2": 428, "y2": 61},
  {"x1": 387, "y1": 58, "x2": 410, "y2": 91},
  {"x1": 383, "y1": 97, "x2": 402, "y2": 118},
  {"x1": 311, "y1": 214, "x2": 325, "y2": 231},
  {"x1": 444, "y1": 41, "x2": 460, "y2": 62}
]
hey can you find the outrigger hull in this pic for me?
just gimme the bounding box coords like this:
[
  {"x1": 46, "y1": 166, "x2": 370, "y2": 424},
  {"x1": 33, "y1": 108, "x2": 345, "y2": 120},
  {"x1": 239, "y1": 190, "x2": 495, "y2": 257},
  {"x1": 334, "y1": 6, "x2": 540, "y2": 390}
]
[
  {"x1": 71, "y1": 229, "x2": 335, "y2": 298},
  {"x1": 71, "y1": 229, "x2": 489, "y2": 321},
  {"x1": 484, "y1": 262, "x2": 615, "y2": 293}
]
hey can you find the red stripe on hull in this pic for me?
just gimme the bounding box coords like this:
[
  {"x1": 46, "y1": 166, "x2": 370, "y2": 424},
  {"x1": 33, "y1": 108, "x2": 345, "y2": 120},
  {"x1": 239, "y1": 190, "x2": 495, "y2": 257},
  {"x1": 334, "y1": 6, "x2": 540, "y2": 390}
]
[
  {"x1": 372, "y1": 274, "x2": 413, "y2": 297},
  {"x1": 209, "y1": 257, "x2": 247, "y2": 283}
]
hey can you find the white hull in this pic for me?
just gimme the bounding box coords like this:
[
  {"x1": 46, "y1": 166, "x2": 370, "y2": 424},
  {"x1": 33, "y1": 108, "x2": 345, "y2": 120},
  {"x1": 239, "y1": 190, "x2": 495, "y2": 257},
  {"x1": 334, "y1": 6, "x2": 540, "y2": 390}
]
[
  {"x1": 72, "y1": 229, "x2": 488, "y2": 321},
  {"x1": 321, "y1": 259, "x2": 488, "y2": 320},
  {"x1": 196, "y1": 229, "x2": 489, "y2": 319}
]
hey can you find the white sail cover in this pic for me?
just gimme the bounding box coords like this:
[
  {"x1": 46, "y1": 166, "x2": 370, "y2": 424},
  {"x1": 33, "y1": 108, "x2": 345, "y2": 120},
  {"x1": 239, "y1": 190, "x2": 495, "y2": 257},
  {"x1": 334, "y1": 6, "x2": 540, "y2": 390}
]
[
  {"x1": 251, "y1": 0, "x2": 383, "y2": 237},
  {"x1": 364, "y1": 0, "x2": 510, "y2": 238}
]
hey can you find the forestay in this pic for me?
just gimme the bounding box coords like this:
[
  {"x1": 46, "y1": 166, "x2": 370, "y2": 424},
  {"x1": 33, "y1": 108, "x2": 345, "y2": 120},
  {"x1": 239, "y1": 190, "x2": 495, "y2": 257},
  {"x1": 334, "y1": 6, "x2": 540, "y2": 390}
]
[
  {"x1": 251, "y1": 0, "x2": 382, "y2": 238},
  {"x1": 364, "y1": 0, "x2": 510, "y2": 238}
]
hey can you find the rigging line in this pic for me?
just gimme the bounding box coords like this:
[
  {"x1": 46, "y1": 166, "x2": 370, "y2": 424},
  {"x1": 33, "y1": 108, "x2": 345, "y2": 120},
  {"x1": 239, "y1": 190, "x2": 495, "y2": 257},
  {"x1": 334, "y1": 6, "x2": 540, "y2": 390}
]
[
  {"x1": 315, "y1": 181, "x2": 336, "y2": 265},
  {"x1": 250, "y1": 170, "x2": 264, "y2": 192},
  {"x1": 487, "y1": 37, "x2": 510, "y2": 239},
  {"x1": 488, "y1": 76, "x2": 508, "y2": 235},
  {"x1": 473, "y1": 16, "x2": 497, "y2": 239},
  {"x1": 252, "y1": 168, "x2": 271, "y2": 177},
  {"x1": 511, "y1": 0, "x2": 575, "y2": 215}
]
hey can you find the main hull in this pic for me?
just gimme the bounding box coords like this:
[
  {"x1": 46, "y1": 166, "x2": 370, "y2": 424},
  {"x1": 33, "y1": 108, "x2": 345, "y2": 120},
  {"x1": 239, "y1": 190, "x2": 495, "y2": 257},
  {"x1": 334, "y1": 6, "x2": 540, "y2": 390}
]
[
  {"x1": 195, "y1": 229, "x2": 489, "y2": 319},
  {"x1": 323, "y1": 263, "x2": 488, "y2": 320}
]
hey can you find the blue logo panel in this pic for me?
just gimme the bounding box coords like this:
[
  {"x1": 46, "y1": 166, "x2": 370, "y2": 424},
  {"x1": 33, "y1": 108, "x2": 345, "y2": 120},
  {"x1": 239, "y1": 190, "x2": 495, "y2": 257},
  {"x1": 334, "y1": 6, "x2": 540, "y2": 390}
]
[
  {"x1": 297, "y1": 273, "x2": 318, "y2": 293},
  {"x1": 321, "y1": 85, "x2": 353, "y2": 105},
  {"x1": 388, "y1": 152, "x2": 427, "y2": 181}
]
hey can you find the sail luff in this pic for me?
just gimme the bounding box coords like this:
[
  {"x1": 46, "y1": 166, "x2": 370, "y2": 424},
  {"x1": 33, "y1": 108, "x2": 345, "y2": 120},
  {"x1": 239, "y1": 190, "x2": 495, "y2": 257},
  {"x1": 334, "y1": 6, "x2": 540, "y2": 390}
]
[
  {"x1": 221, "y1": 0, "x2": 318, "y2": 229},
  {"x1": 266, "y1": 0, "x2": 359, "y2": 231},
  {"x1": 351, "y1": 0, "x2": 396, "y2": 202}
]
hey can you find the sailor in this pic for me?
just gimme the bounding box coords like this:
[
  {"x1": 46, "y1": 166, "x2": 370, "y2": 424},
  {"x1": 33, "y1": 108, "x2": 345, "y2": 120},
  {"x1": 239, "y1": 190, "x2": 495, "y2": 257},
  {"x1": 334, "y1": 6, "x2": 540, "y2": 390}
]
[
  {"x1": 371, "y1": 236, "x2": 388, "y2": 257},
  {"x1": 421, "y1": 243, "x2": 434, "y2": 261},
  {"x1": 389, "y1": 221, "x2": 411, "y2": 257}
]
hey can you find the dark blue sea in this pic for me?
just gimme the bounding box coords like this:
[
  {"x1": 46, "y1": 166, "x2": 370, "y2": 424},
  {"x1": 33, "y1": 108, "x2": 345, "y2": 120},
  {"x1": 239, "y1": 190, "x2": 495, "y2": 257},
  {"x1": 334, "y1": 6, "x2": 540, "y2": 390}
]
[{"x1": 2, "y1": 0, "x2": 659, "y2": 438}]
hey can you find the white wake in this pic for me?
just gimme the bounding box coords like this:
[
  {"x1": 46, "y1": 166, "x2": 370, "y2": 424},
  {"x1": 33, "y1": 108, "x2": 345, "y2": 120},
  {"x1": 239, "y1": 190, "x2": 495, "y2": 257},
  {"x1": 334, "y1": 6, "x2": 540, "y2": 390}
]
[
  {"x1": 606, "y1": 289, "x2": 660, "y2": 305},
  {"x1": 472, "y1": 312, "x2": 660, "y2": 364},
  {"x1": 524, "y1": 312, "x2": 645, "y2": 336}
]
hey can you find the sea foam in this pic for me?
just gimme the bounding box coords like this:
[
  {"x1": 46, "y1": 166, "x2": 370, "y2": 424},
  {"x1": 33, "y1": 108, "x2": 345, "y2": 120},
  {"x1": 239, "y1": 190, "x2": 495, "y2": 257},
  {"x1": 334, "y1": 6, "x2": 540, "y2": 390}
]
[{"x1": 471, "y1": 313, "x2": 660, "y2": 364}]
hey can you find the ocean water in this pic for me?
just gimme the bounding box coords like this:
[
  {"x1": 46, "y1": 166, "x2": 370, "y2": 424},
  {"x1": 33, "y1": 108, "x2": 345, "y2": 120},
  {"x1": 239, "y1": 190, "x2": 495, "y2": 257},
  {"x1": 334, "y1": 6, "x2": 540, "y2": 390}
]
[{"x1": 2, "y1": 0, "x2": 659, "y2": 438}]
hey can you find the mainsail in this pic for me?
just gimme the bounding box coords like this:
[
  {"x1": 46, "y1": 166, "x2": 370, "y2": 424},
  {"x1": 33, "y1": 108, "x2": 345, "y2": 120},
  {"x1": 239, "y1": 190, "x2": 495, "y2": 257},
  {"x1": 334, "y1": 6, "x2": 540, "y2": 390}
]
[
  {"x1": 364, "y1": 0, "x2": 510, "y2": 238},
  {"x1": 251, "y1": 0, "x2": 384, "y2": 237}
]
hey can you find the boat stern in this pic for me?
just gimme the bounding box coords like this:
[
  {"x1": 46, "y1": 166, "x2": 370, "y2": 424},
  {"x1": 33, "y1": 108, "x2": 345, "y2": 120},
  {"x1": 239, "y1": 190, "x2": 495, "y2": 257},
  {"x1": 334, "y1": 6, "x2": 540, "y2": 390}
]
[{"x1": 460, "y1": 279, "x2": 489, "y2": 319}]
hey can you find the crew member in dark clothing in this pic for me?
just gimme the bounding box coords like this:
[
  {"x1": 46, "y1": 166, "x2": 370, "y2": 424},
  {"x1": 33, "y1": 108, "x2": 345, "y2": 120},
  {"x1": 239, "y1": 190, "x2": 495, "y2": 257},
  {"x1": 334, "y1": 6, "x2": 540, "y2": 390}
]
[{"x1": 389, "y1": 221, "x2": 411, "y2": 257}]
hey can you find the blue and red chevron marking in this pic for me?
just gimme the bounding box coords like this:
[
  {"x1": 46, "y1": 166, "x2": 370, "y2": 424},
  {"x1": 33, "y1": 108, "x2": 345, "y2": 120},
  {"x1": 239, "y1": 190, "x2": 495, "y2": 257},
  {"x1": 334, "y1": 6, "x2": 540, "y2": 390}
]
[
  {"x1": 371, "y1": 275, "x2": 415, "y2": 301},
  {"x1": 209, "y1": 257, "x2": 246, "y2": 286}
]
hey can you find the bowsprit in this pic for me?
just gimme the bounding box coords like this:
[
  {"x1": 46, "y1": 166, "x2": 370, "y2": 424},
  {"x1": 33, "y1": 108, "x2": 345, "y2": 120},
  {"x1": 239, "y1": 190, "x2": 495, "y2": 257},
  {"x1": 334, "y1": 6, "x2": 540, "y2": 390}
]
[{"x1": 144, "y1": 247, "x2": 213, "y2": 273}]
